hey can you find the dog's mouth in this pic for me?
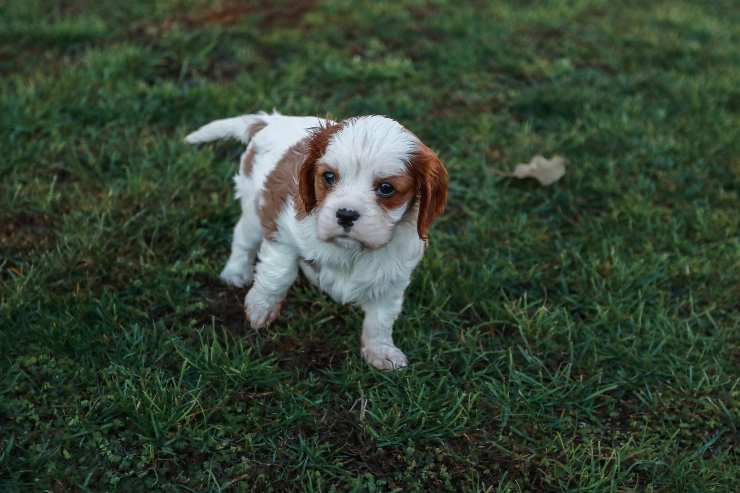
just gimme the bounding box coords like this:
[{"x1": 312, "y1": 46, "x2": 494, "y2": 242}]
[
  {"x1": 332, "y1": 235, "x2": 365, "y2": 250},
  {"x1": 330, "y1": 234, "x2": 389, "y2": 252}
]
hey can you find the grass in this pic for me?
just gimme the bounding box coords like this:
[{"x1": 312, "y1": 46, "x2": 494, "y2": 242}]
[{"x1": 1, "y1": 0, "x2": 738, "y2": 491}]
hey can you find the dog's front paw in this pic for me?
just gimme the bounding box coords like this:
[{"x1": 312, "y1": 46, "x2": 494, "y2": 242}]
[
  {"x1": 361, "y1": 344, "x2": 408, "y2": 370},
  {"x1": 245, "y1": 288, "x2": 283, "y2": 329},
  {"x1": 220, "y1": 265, "x2": 253, "y2": 288}
]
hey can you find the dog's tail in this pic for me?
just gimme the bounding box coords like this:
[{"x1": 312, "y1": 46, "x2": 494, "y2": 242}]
[{"x1": 184, "y1": 111, "x2": 271, "y2": 145}]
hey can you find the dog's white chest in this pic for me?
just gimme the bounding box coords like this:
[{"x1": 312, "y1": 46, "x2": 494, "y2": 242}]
[
  {"x1": 293, "y1": 220, "x2": 425, "y2": 306},
  {"x1": 298, "y1": 257, "x2": 405, "y2": 305}
]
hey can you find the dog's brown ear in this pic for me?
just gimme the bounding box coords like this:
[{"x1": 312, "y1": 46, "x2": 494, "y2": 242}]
[
  {"x1": 409, "y1": 143, "x2": 448, "y2": 240},
  {"x1": 296, "y1": 152, "x2": 318, "y2": 217},
  {"x1": 297, "y1": 122, "x2": 343, "y2": 216}
]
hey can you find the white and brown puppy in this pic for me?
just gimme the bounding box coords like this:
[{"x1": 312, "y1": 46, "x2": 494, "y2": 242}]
[{"x1": 185, "y1": 112, "x2": 447, "y2": 369}]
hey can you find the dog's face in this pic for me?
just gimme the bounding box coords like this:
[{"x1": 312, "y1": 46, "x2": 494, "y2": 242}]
[{"x1": 297, "y1": 116, "x2": 448, "y2": 250}]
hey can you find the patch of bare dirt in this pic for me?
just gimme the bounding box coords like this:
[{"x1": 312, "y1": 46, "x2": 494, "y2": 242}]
[
  {"x1": 190, "y1": 273, "x2": 249, "y2": 334},
  {"x1": 263, "y1": 332, "x2": 347, "y2": 373},
  {"x1": 185, "y1": 0, "x2": 317, "y2": 29},
  {"x1": 0, "y1": 212, "x2": 56, "y2": 255}
]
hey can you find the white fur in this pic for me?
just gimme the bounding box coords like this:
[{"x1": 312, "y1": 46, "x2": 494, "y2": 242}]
[
  {"x1": 186, "y1": 112, "x2": 426, "y2": 370},
  {"x1": 184, "y1": 113, "x2": 266, "y2": 144}
]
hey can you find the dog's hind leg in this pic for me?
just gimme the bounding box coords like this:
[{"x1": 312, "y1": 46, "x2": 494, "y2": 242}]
[{"x1": 220, "y1": 206, "x2": 262, "y2": 288}]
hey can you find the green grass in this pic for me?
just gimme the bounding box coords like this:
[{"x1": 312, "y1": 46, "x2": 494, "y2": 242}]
[{"x1": 1, "y1": 0, "x2": 739, "y2": 491}]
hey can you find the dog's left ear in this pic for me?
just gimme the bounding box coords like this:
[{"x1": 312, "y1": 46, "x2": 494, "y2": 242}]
[
  {"x1": 409, "y1": 142, "x2": 448, "y2": 240},
  {"x1": 297, "y1": 122, "x2": 342, "y2": 216}
]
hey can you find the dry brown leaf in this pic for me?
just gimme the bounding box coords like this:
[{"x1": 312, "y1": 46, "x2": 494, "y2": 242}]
[{"x1": 510, "y1": 155, "x2": 567, "y2": 186}]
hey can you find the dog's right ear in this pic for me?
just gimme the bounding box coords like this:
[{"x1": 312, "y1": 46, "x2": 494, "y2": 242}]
[{"x1": 297, "y1": 122, "x2": 343, "y2": 216}]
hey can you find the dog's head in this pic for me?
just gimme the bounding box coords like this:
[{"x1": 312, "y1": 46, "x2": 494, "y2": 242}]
[{"x1": 297, "y1": 116, "x2": 448, "y2": 250}]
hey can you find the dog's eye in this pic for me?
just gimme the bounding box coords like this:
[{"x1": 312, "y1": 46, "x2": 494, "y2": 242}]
[
  {"x1": 376, "y1": 182, "x2": 395, "y2": 197},
  {"x1": 323, "y1": 171, "x2": 336, "y2": 186}
]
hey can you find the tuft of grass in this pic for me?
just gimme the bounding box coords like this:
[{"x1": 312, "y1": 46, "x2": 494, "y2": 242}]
[{"x1": 1, "y1": 0, "x2": 738, "y2": 491}]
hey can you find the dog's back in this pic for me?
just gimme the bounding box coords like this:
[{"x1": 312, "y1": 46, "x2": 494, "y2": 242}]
[
  {"x1": 186, "y1": 111, "x2": 328, "y2": 201},
  {"x1": 185, "y1": 111, "x2": 329, "y2": 288}
]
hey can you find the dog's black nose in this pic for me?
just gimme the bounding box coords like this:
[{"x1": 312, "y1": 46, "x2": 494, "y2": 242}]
[{"x1": 336, "y1": 208, "x2": 360, "y2": 228}]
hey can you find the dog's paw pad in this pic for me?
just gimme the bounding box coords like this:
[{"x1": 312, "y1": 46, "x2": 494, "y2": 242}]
[{"x1": 361, "y1": 344, "x2": 408, "y2": 370}]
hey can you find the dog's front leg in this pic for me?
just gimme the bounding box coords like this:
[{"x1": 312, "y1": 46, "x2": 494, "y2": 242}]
[
  {"x1": 360, "y1": 295, "x2": 408, "y2": 370},
  {"x1": 245, "y1": 240, "x2": 298, "y2": 329}
]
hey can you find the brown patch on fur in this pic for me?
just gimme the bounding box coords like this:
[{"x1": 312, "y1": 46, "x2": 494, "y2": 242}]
[
  {"x1": 408, "y1": 143, "x2": 448, "y2": 240},
  {"x1": 258, "y1": 121, "x2": 343, "y2": 237},
  {"x1": 240, "y1": 146, "x2": 258, "y2": 176},
  {"x1": 258, "y1": 141, "x2": 307, "y2": 238},
  {"x1": 247, "y1": 120, "x2": 267, "y2": 141},
  {"x1": 239, "y1": 119, "x2": 267, "y2": 176},
  {"x1": 296, "y1": 122, "x2": 344, "y2": 218},
  {"x1": 375, "y1": 174, "x2": 416, "y2": 211}
]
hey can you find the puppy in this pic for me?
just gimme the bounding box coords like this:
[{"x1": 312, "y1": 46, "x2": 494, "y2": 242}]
[{"x1": 185, "y1": 112, "x2": 447, "y2": 369}]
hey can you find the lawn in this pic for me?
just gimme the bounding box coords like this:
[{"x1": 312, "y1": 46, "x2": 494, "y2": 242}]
[{"x1": 1, "y1": 0, "x2": 739, "y2": 491}]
